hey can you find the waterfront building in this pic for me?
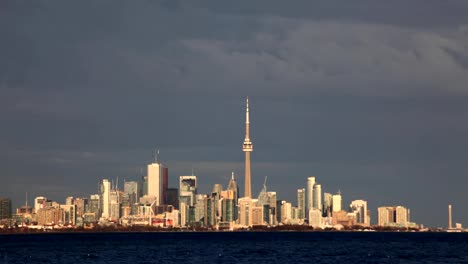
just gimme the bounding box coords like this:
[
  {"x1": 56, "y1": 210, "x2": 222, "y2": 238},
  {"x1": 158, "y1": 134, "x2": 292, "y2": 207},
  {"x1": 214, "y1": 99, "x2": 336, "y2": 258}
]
[
  {"x1": 242, "y1": 97, "x2": 254, "y2": 198},
  {"x1": 308, "y1": 208, "x2": 322, "y2": 227},
  {"x1": 350, "y1": 200, "x2": 369, "y2": 226},
  {"x1": 73, "y1": 197, "x2": 88, "y2": 217},
  {"x1": 268, "y1": 192, "x2": 277, "y2": 225},
  {"x1": 297, "y1": 188, "x2": 306, "y2": 220},
  {"x1": 0, "y1": 198, "x2": 12, "y2": 220},
  {"x1": 378, "y1": 206, "x2": 410, "y2": 227},
  {"x1": 36, "y1": 207, "x2": 64, "y2": 225},
  {"x1": 281, "y1": 202, "x2": 292, "y2": 224},
  {"x1": 109, "y1": 190, "x2": 120, "y2": 221}
]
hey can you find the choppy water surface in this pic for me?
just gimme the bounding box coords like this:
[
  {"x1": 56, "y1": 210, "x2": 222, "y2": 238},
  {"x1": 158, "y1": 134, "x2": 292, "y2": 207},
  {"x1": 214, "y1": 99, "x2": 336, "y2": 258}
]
[{"x1": 1, "y1": 232, "x2": 468, "y2": 263}]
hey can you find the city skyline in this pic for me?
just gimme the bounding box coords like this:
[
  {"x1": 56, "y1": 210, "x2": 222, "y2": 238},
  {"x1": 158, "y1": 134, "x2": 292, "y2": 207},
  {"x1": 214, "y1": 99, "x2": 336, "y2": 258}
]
[{"x1": 1, "y1": 1, "x2": 468, "y2": 228}]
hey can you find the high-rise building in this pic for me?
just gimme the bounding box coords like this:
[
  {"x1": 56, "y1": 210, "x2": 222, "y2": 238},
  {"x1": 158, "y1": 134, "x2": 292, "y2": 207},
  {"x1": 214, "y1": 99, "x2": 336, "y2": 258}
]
[
  {"x1": 60, "y1": 204, "x2": 77, "y2": 225},
  {"x1": 350, "y1": 200, "x2": 369, "y2": 226},
  {"x1": 179, "y1": 176, "x2": 197, "y2": 207},
  {"x1": 313, "y1": 184, "x2": 322, "y2": 211},
  {"x1": 124, "y1": 181, "x2": 139, "y2": 215},
  {"x1": 297, "y1": 188, "x2": 306, "y2": 219},
  {"x1": 238, "y1": 197, "x2": 253, "y2": 227},
  {"x1": 147, "y1": 161, "x2": 164, "y2": 206},
  {"x1": 332, "y1": 193, "x2": 342, "y2": 213},
  {"x1": 281, "y1": 202, "x2": 292, "y2": 224},
  {"x1": 100, "y1": 179, "x2": 111, "y2": 219},
  {"x1": 195, "y1": 194, "x2": 207, "y2": 223},
  {"x1": 0, "y1": 198, "x2": 12, "y2": 220},
  {"x1": 308, "y1": 209, "x2": 322, "y2": 227},
  {"x1": 267, "y1": 192, "x2": 277, "y2": 226},
  {"x1": 242, "y1": 97, "x2": 253, "y2": 198},
  {"x1": 378, "y1": 206, "x2": 409, "y2": 227},
  {"x1": 109, "y1": 190, "x2": 120, "y2": 221},
  {"x1": 166, "y1": 188, "x2": 179, "y2": 209},
  {"x1": 88, "y1": 194, "x2": 100, "y2": 217},
  {"x1": 323, "y1": 193, "x2": 332, "y2": 216},
  {"x1": 73, "y1": 198, "x2": 88, "y2": 217},
  {"x1": 226, "y1": 173, "x2": 239, "y2": 221},
  {"x1": 34, "y1": 196, "x2": 48, "y2": 213},
  {"x1": 307, "y1": 177, "x2": 315, "y2": 213}
]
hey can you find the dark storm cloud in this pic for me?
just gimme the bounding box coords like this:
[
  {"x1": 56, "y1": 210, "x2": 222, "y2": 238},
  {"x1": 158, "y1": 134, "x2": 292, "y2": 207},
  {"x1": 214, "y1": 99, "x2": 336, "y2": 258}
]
[{"x1": 1, "y1": 0, "x2": 468, "y2": 227}]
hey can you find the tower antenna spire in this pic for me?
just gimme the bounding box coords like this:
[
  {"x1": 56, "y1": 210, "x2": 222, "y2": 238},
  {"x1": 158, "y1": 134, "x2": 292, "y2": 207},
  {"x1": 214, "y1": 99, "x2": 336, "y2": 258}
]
[{"x1": 242, "y1": 96, "x2": 253, "y2": 198}]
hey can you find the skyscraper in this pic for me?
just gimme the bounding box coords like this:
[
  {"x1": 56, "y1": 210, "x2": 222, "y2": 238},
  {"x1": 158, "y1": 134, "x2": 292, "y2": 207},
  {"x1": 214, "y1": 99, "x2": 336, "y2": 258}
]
[
  {"x1": 242, "y1": 97, "x2": 253, "y2": 198},
  {"x1": 0, "y1": 198, "x2": 12, "y2": 220},
  {"x1": 332, "y1": 193, "x2": 342, "y2": 213},
  {"x1": 100, "y1": 179, "x2": 111, "y2": 219},
  {"x1": 350, "y1": 200, "x2": 369, "y2": 226},
  {"x1": 307, "y1": 177, "x2": 315, "y2": 213},
  {"x1": 147, "y1": 161, "x2": 163, "y2": 205},
  {"x1": 313, "y1": 184, "x2": 322, "y2": 211},
  {"x1": 297, "y1": 188, "x2": 306, "y2": 219}
]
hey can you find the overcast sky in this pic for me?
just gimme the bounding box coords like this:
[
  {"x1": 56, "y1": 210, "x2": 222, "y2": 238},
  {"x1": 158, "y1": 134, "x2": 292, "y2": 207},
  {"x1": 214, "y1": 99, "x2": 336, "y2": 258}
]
[{"x1": 1, "y1": 0, "x2": 468, "y2": 227}]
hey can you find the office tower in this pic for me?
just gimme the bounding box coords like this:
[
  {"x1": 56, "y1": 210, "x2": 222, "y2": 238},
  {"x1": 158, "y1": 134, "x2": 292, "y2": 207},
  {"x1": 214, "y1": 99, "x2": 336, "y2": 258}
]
[
  {"x1": 195, "y1": 194, "x2": 207, "y2": 223},
  {"x1": 179, "y1": 176, "x2": 197, "y2": 207},
  {"x1": 166, "y1": 188, "x2": 179, "y2": 209},
  {"x1": 242, "y1": 97, "x2": 253, "y2": 198},
  {"x1": 179, "y1": 175, "x2": 197, "y2": 226},
  {"x1": 141, "y1": 175, "x2": 148, "y2": 196},
  {"x1": 226, "y1": 172, "x2": 239, "y2": 220},
  {"x1": 109, "y1": 190, "x2": 120, "y2": 221},
  {"x1": 147, "y1": 156, "x2": 166, "y2": 206},
  {"x1": 0, "y1": 198, "x2": 12, "y2": 220},
  {"x1": 124, "y1": 181, "x2": 139, "y2": 215},
  {"x1": 448, "y1": 204, "x2": 452, "y2": 229},
  {"x1": 276, "y1": 200, "x2": 283, "y2": 224},
  {"x1": 323, "y1": 193, "x2": 332, "y2": 216},
  {"x1": 238, "y1": 197, "x2": 253, "y2": 227},
  {"x1": 34, "y1": 196, "x2": 48, "y2": 213},
  {"x1": 307, "y1": 177, "x2": 315, "y2": 213},
  {"x1": 100, "y1": 179, "x2": 111, "y2": 219},
  {"x1": 281, "y1": 202, "x2": 292, "y2": 224},
  {"x1": 212, "y1": 184, "x2": 223, "y2": 219},
  {"x1": 204, "y1": 194, "x2": 217, "y2": 227},
  {"x1": 350, "y1": 200, "x2": 369, "y2": 226},
  {"x1": 88, "y1": 194, "x2": 100, "y2": 217},
  {"x1": 268, "y1": 192, "x2": 277, "y2": 226},
  {"x1": 332, "y1": 193, "x2": 342, "y2": 213},
  {"x1": 73, "y1": 198, "x2": 87, "y2": 217},
  {"x1": 297, "y1": 188, "x2": 306, "y2": 219},
  {"x1": 313, "y1": 184, "x2": 322, "y2": 211},
  {"x1": 251, "y1": 200, "x2": 264, "y2": 226}
]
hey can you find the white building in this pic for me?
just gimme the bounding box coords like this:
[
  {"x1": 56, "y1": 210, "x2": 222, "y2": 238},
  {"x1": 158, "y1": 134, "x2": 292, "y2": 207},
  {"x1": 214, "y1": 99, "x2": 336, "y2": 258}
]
[
  {"x1": 281, "y1": 202, "x2": 292, "y2": 224},
  {"x1": 34, "y1": 196, "x2": 47, "y2": 213},
  {"x1": 332, "y1": 193, "x2": 342, "y2": 213},
  {"x1": 350, "y1": 200, "x2": 369, "y2": 226},
  {"x1": 313, "y1": 184, "x2": 322, "y2": 211},
  {"x1": 309, "y1": 208, "x2": 323, "y2": 227},
  {"x1": 100, "y1": 179, "x2": 111, "y2": 219},
  {"x1": 147, "y1": 162, "x2": 163, "y2": 205},
  {"x1": 307, "y1": 177, "x2": 315, "y2": 212}
]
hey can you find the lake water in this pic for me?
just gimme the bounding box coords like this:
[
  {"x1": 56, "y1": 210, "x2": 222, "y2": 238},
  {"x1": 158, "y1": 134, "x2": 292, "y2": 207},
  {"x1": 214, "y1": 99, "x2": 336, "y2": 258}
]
[{"x1": 1, "y1": 232, "x2": 468, "y2": 263}]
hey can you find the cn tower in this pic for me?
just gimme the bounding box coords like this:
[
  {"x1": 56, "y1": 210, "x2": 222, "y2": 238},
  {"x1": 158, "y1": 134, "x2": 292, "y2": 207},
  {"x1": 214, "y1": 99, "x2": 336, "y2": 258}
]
[{"x1": 243, "y1": 97, "x2": 253, "y2": 198}]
